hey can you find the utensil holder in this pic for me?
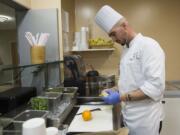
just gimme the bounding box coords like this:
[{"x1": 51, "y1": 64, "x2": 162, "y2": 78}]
[{"x1": 31, "y1": 46, "x2": 45, "y2": 64}]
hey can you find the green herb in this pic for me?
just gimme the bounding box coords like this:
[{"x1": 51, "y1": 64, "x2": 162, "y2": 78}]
[{"x1": 30, "y1": 97, "x2": 48, "y2": 110}]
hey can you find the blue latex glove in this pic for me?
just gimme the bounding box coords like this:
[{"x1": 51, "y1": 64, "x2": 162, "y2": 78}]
[{"x1": 102, "y1": 90, "x2": 120, "y2": 104}]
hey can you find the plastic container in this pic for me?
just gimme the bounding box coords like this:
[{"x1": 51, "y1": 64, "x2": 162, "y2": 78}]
[
  {"x1": 22, "y1": 118, "x2": 46, "y2": 135},
  {"x1": 46, "y1": 127, "x2": 59, "y2": 135}
]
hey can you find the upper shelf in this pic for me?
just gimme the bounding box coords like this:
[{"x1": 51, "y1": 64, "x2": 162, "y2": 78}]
[
  {"x1": 0, "y1": 60, "x2": 64, "y2": 71},
  {"x1": 71, "y1": 48, "x2": 115, "y2": 52}
]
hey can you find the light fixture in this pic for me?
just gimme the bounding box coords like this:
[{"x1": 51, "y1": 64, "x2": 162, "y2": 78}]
[{"x1": 0, "y1": 15, "x2": 11, "y2": 22}]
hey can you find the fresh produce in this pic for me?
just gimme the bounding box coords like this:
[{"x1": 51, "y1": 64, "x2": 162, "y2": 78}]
[
  {"x1": 88, "y1": 38, "x2": 114, "y2": 48},
  {"x1": 30, "y1": 97, "x2": 48, "y2": 110},
  {"x1": 99, "y1": 91, "x2": 109, "y2": 97},
  {"x1": 82, "y1": 109, "x2": 92, "y2": 121}
]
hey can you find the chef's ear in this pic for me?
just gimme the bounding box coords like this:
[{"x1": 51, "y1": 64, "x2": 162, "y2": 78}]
[{"x1": 121, "y1": 21, "x2": 128, "y2": 29}]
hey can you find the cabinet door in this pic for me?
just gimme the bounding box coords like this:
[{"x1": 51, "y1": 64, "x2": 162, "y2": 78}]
[
  {"x1": 16, "y1": 9, "x2": 61, "y2": 93},
  {"x1": 161, "y1": 98, "x2": 180, "y2": 135},
  {"x1": 12, "y1": 0, "x2": 30, "y2": 9}
]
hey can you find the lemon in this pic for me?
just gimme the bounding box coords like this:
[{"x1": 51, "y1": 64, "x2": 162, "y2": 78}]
[{"x1": 99, "y1": 91, "x2": 109, "y2": 97}]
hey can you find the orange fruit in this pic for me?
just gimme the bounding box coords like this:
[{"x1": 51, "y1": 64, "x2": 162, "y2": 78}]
[{"x1": 82, "y1": 110, "x2": 92, "y2": 121}]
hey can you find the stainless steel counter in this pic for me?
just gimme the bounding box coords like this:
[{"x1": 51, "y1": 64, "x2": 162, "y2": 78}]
[
  {"x1": 0, "y1": 87, "x2": 78, "y2": 135},
  {"x1": 0, "y1": 96, "x2": 122, "y2": 135},
  {"x1": 3, "y1": 81, "x2": 179, "y2": 135},
  {"x1": 165, "y1": 81, "x2": 180, "y2": 98},
  {"x1": 164, "y1": 90, "x2": 180, "y2": 98}
]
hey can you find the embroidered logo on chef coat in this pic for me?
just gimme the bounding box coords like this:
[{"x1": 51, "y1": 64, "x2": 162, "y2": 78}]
[{"x1": 129, "y1": 51, "x2": 141, "y2": 61}]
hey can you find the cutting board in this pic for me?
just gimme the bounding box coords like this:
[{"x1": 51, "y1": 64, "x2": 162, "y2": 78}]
[{"x1": 68, "y1": 105, "x2": 113, "y2": 133}]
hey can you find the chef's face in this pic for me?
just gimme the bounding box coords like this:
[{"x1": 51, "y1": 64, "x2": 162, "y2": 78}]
[{"x1": 109, "y1": 24, "x2": 127, "y2": 46}]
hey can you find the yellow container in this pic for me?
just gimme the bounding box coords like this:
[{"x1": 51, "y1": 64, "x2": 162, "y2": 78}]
[{"x1": 31, "y1": 46, "x2": 45, "y2": 64}]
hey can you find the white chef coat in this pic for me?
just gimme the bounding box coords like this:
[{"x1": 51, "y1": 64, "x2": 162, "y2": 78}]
[{"x1": 118, "y1": 33, "x2": 165, "y2": 135}]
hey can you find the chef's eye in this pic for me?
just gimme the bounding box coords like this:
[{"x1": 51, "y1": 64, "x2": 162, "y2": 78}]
[{"x1": 109, "y1": 32, "x2": 116, "y2": 37}]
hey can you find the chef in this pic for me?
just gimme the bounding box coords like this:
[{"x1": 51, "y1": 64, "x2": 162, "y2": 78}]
[{"x1": 95, "y1": 5, "x2": 165, "y2": 135}]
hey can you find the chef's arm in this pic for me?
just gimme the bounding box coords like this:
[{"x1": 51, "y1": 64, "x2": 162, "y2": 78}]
[{"x1": 120, "y1": 89, "x2": 150, "y2": 102}]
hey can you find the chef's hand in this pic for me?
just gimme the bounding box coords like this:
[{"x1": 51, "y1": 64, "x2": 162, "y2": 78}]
[{"x1": 102, "y1": 90, "x2": 120, "y2": 104}]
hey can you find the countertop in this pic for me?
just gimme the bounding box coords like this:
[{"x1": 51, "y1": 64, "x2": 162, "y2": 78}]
[
  {"x1": 164, "y1": 81, "x2": 180, "y2": 98},
  {"x1": 0, "y1": 85, "x2": 14, "y2": 93},
  {"x1": 164, "y1": 90, "x2": 180, "y2": 98}
]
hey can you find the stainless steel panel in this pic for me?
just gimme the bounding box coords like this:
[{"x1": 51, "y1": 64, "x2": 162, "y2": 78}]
[{"x1": 16, "y1": 9, "x2": 61, "y2": 93}]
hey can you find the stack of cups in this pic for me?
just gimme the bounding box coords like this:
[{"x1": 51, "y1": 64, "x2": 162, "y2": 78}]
[
  {"x1": 79, "y1": 27, "x2": 89, "y2": 50},
  {"x1": 23, "y1": 118, "x2": 60, "y2": 135},
  {"x1": 22, "y1": 118, "x2": 46, "y2": 135}
]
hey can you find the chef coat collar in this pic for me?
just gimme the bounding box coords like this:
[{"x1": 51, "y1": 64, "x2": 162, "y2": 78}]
[{"x1": 128, "y1": 33, "x2": 142, "y2": 48}]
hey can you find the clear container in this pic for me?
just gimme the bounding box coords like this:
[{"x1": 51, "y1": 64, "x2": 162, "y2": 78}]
[
  {"x1": 13, "y1": 110, "x2": 49, "y2": 123},
  {"x1": 31, "y1": 92, "x2": 62, "y2": 113},
  {"x1": 46, "y1": 87, "x2": 78, "y2": 103}
]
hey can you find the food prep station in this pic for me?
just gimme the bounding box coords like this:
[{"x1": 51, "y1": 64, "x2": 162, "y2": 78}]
[
  {"x1": 0, "y1": 86, "x2": 122, "y2": 135},
  {"x1": 0, "y1": 0, "x2": 180, "y2": 135},
  {"x1": 1, "y1": 81, "x2": 180, "y2": 134}
]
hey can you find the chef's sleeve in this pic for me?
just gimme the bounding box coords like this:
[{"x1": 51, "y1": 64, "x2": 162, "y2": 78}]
[{"x1": 140, "y1": 42, "x2": 165, "y2": 101}]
